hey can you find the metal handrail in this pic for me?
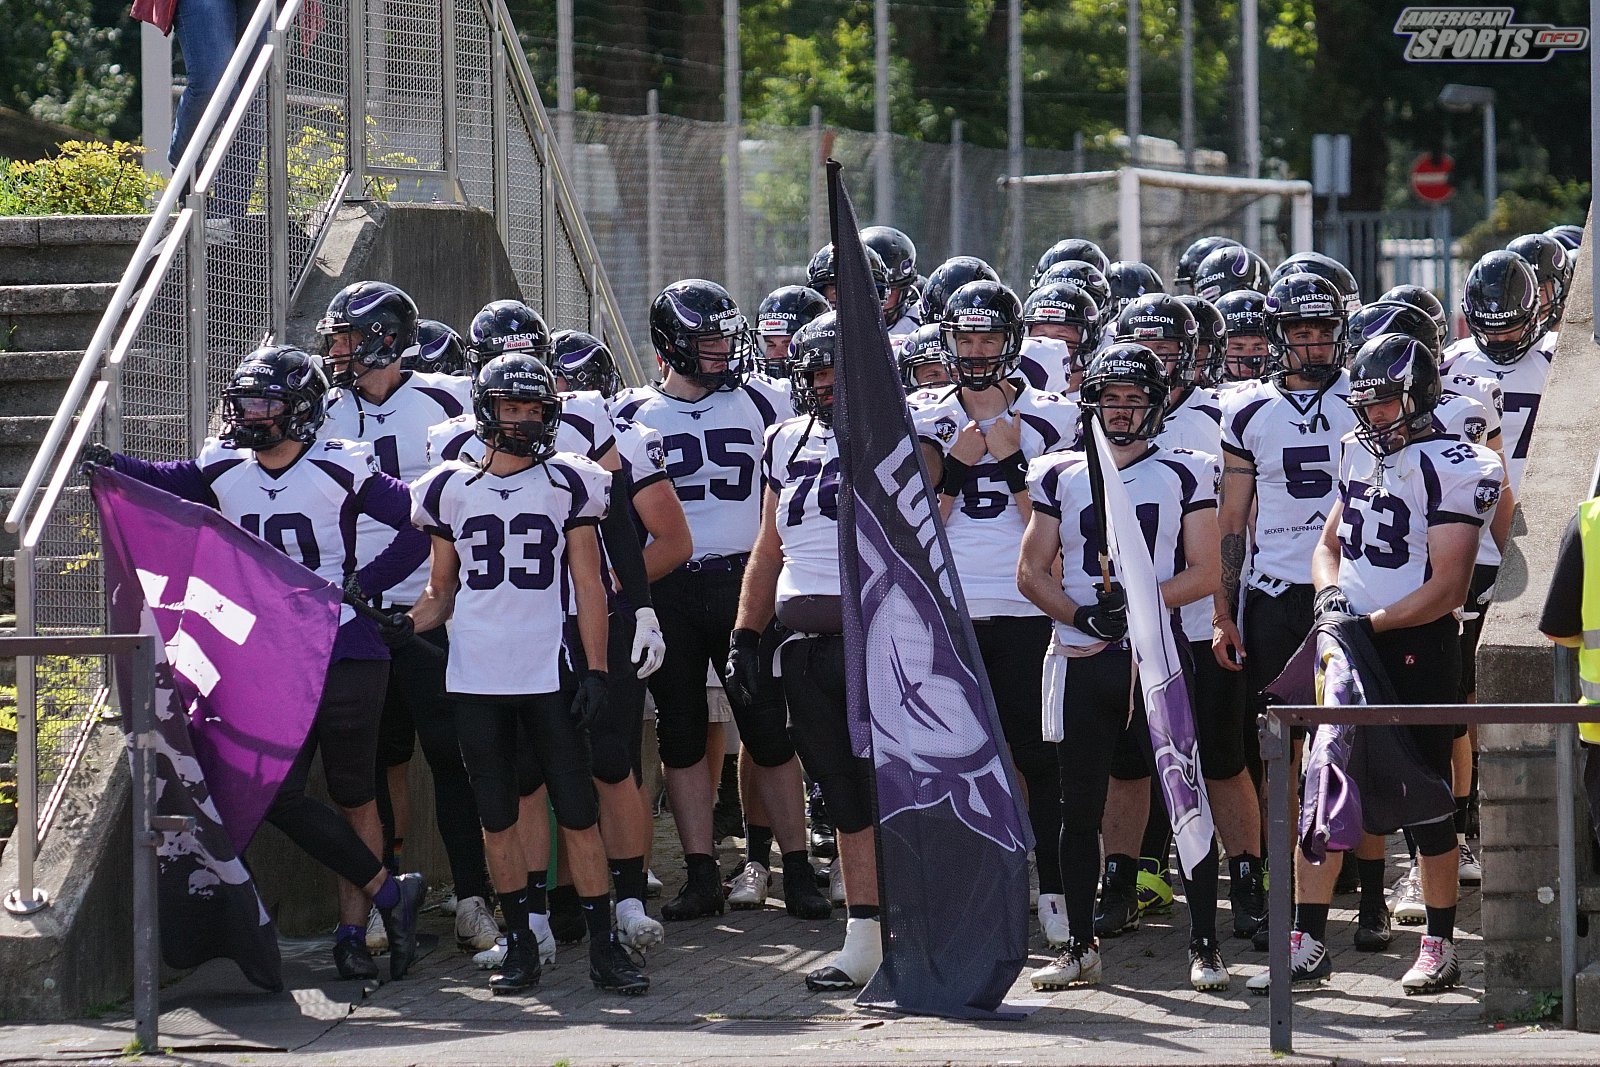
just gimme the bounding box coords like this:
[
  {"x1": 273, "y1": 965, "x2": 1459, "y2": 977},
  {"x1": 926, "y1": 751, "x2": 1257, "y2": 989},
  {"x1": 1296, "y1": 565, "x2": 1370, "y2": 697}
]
[{"x1": 1259, "y1": 696, "x2": 1590, "y2": 1053}]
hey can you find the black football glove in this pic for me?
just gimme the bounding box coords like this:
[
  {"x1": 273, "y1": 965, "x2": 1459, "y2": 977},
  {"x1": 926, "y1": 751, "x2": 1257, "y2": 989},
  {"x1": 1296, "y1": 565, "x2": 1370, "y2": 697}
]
[
  {"x1": 377, "y1": 611, "x2": 414, "y2": 649},
  {"x1": 1313, "y1": 584, "x2": 1354, "y2": 622},
  {"x1": 725, "y1": 627, "x2": 762, "y2": 707},
  {"x1": 342, "y1": 573, "x2": 368, "y2": 604},
  {"x1": 1073, "y1": 583, "x2": 1129, "y2": 642},
  {"x1": 80, "y1": 442, "x2": 115, "y2": 477},
  {"x1": 570, "y1": 669, "x2": 609, "y2": 729}
]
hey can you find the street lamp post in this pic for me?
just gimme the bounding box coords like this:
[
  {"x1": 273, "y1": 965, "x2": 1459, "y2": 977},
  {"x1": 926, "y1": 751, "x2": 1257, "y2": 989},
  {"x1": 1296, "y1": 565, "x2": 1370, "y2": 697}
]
[{"x1": 1439, "y1": 83, "x2": 1497, "y2": 220}]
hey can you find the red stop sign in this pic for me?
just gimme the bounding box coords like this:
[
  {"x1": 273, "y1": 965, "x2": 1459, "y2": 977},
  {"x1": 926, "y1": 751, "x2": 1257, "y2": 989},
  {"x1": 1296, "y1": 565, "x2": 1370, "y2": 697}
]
[{"x1": 1411, "y1": 154, "x2": 1455, "y2": 203}]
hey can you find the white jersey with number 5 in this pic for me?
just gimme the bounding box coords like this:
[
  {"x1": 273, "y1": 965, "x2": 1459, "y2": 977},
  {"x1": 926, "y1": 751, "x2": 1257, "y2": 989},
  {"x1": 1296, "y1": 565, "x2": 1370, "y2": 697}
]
[
  {"x1": 762, "y1": 417, "x2": 841, "y2": 603},
  {"x1": 1220, "y1": 374, "x2": 1355, "y2": 588},
  {"x1": 613, "y1": 378, "x2": 793, "y2": 559},
  {"x1": 1334, "y1": 436, "x2": 1501, "y2": 617}
]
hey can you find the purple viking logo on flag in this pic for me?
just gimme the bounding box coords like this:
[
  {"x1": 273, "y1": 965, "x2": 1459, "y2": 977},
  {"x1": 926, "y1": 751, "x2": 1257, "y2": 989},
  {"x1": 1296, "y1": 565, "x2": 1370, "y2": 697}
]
[
  {"x1": 94, "y1": 468, "x2": 341, "y2": 990},
  {"x1": 827, "y1": 160, "x2": 1033, "y2": 1021}
]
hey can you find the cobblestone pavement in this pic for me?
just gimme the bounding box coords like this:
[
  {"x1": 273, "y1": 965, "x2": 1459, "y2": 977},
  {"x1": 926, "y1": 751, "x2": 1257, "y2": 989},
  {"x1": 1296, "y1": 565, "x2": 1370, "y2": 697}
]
[{"x1": 6, "y1": 829, "x2": 1597, "y2": 1066}]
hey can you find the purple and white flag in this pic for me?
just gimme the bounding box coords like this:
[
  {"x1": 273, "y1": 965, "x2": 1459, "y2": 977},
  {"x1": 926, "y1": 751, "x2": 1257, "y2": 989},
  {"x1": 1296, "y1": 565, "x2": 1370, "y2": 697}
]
[
  {"x1": 1088, "y1": 420, "x2": 1215, "y2": 876},
  {"x1": 94, "y1": 467, "x2": 341, "y2": 989},
  {"x1": 829, "y1": 161, "x2": 1033, "y2": 1020}
]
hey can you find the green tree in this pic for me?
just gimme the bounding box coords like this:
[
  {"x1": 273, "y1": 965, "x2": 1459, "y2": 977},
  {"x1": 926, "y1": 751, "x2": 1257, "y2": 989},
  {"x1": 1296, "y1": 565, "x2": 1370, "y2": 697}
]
[{"x1": 0, "y1": 0, "x2": 135, "y2": 138}]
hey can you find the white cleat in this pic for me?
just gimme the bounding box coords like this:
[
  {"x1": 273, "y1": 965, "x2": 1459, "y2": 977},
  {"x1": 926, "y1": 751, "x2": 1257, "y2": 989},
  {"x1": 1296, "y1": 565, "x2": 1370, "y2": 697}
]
[
  {"x1": 1389, "y1": 864, "x2": 1426, "y2": 925},
  {"x1": 1037, "y1": 893, "x2": 1071, "y2": 950},
  {"x1": 1246, "y1": 930, "x2": 1332, "y2": 995},
  {"x1": 474, "y1": 924, "x2": 556, "y2": 969},
  {"x1": 1457, "y1": 840, "x2": 1483, "y2": 884},
  {"x1": 1401, "y1": 935, "x2": 1461, "y2": 995},
  {"x1": 1188, "y1": 937, "x2": 1231, "y2": 991},
  {"x1": 804, "y1": 917, "x2": 883, "y2": 991},
  {"x1": 454, "y1": 895, "x2": 501, "y2": 952},
  {"x1": 727, "y1": 861, "x2": 771, "y2": 909},
  {"x1": 616, "y1": 898, "x2": 665, "y2": 952},
  {"x1": 645, "y1": 869, "x2": 664, "y2": 898},
  {"x1": 1030, "y1": 938, "x2": 1101, "y2": 990}
]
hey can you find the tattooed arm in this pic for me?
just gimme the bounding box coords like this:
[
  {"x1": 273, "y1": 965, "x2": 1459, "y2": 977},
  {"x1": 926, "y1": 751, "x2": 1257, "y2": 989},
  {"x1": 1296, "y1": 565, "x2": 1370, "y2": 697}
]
[{"x1": 1211, "y1": 457, "x2": 1257, "y2": 671}]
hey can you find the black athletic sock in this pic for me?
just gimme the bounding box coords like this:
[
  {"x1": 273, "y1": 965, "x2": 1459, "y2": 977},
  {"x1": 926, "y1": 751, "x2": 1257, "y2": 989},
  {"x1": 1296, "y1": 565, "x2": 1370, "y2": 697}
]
[
  {"x1": 1180, "y1": 842, "x2": 1220, "y2": 942},
  {"x1": 579, "y1": 892, "x2": 612, "y2": 944},
  {"x1": 501, "y1": 885, "x2": 531, "y2": 943},
  {"x1": 1426, "y1": 904, "x2": 1457, "y2": 941},
  {"x1": 1228, "y1": 853, "x2": 1262, "y2": 890},
  {"x1": 847, "y1": 904, "x2": 881, "y2": 920},
  {"x1": 1358, "y1": 858, "x2": 1386, "y2": 912},
  {"x1": 1293, "y1": 902, "x2": 1330, "y2": 942},
  {"x1": 746, "y1": 825, "x2": 774, "y2": 868},
  {"x1": 780, "y1": 850, "x2": 812, "y2": 881},
  {"x1": 609, "y1": 856, "x2": 646, "y2": 904},
  {"x1": 1104, "y1": 853, "x2": 1138, "y2": 891},
  {"x1": 549, "y1": 883, "x2": 580, "y2": 914},
  {"x1": 1454, "y1": 796, "x2": 1471, "y2": 835},
  {"x1": 526, "y1": 870, "x2": 548, "y2": 915},
  {"x1": 685, "y1": 852, "x2": 719, "y2": 888},
  {"x1": 1139, "y1": 786, "x2": 1172, "y2": 866}
]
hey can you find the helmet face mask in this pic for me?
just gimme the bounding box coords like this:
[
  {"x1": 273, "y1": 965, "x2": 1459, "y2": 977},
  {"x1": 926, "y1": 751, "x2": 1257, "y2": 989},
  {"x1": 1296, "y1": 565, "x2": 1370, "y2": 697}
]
[
  {"x1": 221, "y1": 346, "x2": 330, "y2": 451},
  {"x1": 316, "y1": 281, "x2": 420, "y2": 388},
  {"x1": 1463, "y1": 251, "x2": 1541, "y2": 365},
  {"x1": 473, "y1": 355, "x2": 563, "y2": 462},
  {"x1": 1081, "y1": 344, "x2": 1170, "y2": 445},
  {"x1": 940, "y1": 281, "x2": 1024, "y2": 390},
  {"x1": 1266, "y1": 273, "x2": 1348, "y2": 386},
  {"x1": 1346, "y1": 335, "x2": 1441, "y2": 458}
]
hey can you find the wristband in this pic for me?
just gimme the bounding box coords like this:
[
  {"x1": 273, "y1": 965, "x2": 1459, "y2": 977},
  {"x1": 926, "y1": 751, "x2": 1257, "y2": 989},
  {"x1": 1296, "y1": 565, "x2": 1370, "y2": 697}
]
[
  {"x1": 939, "y1": 456, "x2": 973, "y2": 497},
  {"x1": 996, "y1": 450, "x2": 1027, "y2": 494}
]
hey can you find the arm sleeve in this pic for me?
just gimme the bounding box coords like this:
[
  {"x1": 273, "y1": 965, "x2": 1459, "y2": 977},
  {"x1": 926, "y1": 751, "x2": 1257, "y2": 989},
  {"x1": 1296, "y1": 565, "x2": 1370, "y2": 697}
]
[
  {"x1": 355, "y1": 472, "x2": 431, "y2": 596},
  {"x1": 600, "y1": 468, "x2": 652, "y2": 609},
  {"x1": 109, "y1": 453, "x2": 216, "y2": 506},
  {"x1": 1539, "y1": 513, "x2": 1585, "y2": 639}
]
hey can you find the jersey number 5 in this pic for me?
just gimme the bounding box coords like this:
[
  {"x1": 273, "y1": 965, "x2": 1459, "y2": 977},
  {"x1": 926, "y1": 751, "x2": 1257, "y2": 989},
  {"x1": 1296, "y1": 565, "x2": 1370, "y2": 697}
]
[{"x1": 458, "y1": 513, "x2": 560, "y2": 590}]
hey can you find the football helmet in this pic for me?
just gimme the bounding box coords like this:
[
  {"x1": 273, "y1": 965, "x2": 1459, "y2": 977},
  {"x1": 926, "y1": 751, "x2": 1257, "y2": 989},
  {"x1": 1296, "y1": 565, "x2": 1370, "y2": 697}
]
[
  {"x1": 467, "y1": 299, "x2": 553, "y2": 375},
  {"x1": 221, "y1": 345, "x2": 330, "y2": 450},
  {"x1": 1177, "y1": 294, "x2": 1228, "y2": 387},
  {"x1": 921, "y1": 256, "x2": 1000, "y2": 324},
  {"x1": 1038, "y1": 259, "x2": 1112, "y2": 314},
  {"x1": 1081, "y1": 343, "x2": 1170, "y2": 445},
  {"x1": 1272, "y1": 251, "x2": 1361, "y2": 312},
  {"x1": 1345, "y1": 333, "x2": 1442, "y2": 458},
  {"x1": 316, "y1": 281, "x2": 419, "y2": 387},
  {"x1": 1113, "y1": 293, "x2": 1199, "y2": 392},
  {"x1": 551, "y1": 329, "x2": 623, "y2": 397},
  {"x1": 1176, "y1": 236, "x2": 1240, "y2": 294},
  {"x1": 1023, "y1": 282, "x2": 1101, "y2": 369},
  {"x1": 1104, "y1": 261, "x2": 1166, "y2": 315},
  {"x1": 472, "y1": 354, "x2": 563, "y2": 462},
  {"x1": 1462, "y1": 251, "x2": 1541, "y2": 365},
  {"x1": 1031, "y1": 238, "x2": 1109, "y2": 288},
  {"x1": 755, "y1": 285, "x2": 831, "y2": 378},
  {"x1": 788, "y1": 312, "x2": 839, "y2": 425},
  {"x1": 1348, "y1": 300, "x2": 1441, "y2": 360},
  {"x1": 1265, "y1": 272, "x2": 1348, "y2": 385},
  {"x1": 1196, "y1": 246, "x2": 1271, "y2": 302},
  {"x1": 1506, "y1": 232, "x2": 1570, "y2": 333},
  {"x1": 648, "y1": 279, "x2": 754, "y2": 390},
  {"x1": 861, "y1": 226, "x2": 920, "y2": 324},
  {"x1": 940, "y1": 280, "x2": 1024, "y2": 390},
  {"x1": 402, "y1": 319, "x2": 466, "y2": 376},
  {"x1": 898, "y1": 323, "x2": 951, "y2": 393}
]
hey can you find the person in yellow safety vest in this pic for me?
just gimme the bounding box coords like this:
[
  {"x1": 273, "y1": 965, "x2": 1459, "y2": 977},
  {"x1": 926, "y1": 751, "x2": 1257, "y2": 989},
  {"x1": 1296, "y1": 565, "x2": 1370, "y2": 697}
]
[{"x1": 1537, "y1": 493, "x2": 1600, "y2": 853}]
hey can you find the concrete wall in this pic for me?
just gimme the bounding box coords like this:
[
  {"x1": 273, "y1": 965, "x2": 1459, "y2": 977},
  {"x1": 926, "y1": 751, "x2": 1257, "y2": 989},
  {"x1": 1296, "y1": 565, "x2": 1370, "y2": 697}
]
[{"x1": 1476, "y1": 208, "x2": 1597, "y2": 1022}]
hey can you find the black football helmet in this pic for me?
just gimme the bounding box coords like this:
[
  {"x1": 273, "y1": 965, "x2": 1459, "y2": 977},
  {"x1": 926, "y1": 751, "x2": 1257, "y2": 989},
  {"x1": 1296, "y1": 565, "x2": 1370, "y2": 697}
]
[
  {"x1": 1345, "y1": 333, "x2": 1442, "y2": 458},
  {"x1": 1379, "y1": 284, "x2": 1447, "y2": 336},
  {"x1": 1463, "y1": 251, "x2": 1541, "y2": 365},
  {"x1": 941, "y1": 280, "x2": 1024, "y2": 390},
  {"x1": 788, "y1": 312, "x2": 839, "y2": 425},
  {"x1": 551, "y1": 329, "x2": 623, "y2": 397},
  {"x1": 467, "y1": 299, "x2": 553, "y2": 377},
  {"x1": 1265, "y1": 272, "x2": 1348, "y2": 384},
  {"x1": 1348, "y1": 300, "x2": 1441, "y2": 360},
  {"x1": 316, "y1": 281, "x2": 419, "y2": 387},
  {"x1": 1023, "y1": 282, "x2": 1101, "y2": 369},
  {"x1": 1177, "y1": 294, "x2": 1228, "y2": 387},
  {"x1": 921, "y1": 256, "x2": 1000, "y2": 324},
  {"x1": 1272, "y1": 251, "x2": 1360, "y2": 312},
  {"x1": 1176, "y1": 236, "x2": 1240, "y2": 294},
  {"x1": 1196, "y1": 246, "x2": 1271, "y2": 302},
  {"x1": 472, "y1": 353, "x2": 563, "y2": 462},
  {"x1": 898, "y1": 323, "x2": 950, "y2": 393},
  {"x1": 1104, "y1": 261, "x2": 1166, "y2": 315},
  {"x1": 1215, "y1": 289, "x2": 1270, "y2": 381},
  {"x1": 1081, "y1": 343, "x2": 1170, "y2": 445},
  {"x1": 221, "y1": 345, "x2": 330, "y2": 450},
  {"x1": 648, "y1": 279, "x2": 754, "y2": 390},
  {"x1": 1030, "y1": 238, "x2": 1109, "y2": 288},
  {"x1": 402, "y1": 319, "x2": 467, "y2": 376},
  {"x1": 806, "y1": 243, "x2": 889, "y2": 309},
  {"x1": 1038, "y1": 259, "x2": 1112, "y2": 314},
  {"x1": 755, "y1": 285, "x2": 830, "y2": 378},
  {"x1": 1506, "y1": 232, "x2": 1570, "y2": 333},
  {"x1": 1545, "y1": 224, "x2": 1583, "y2": 251},
  {"x1": 1113, "y1": 293, "x2": 1199, "y2": 392},
  {"x1": 861, "y1": 226, "x2": 919, "y2": 324}
]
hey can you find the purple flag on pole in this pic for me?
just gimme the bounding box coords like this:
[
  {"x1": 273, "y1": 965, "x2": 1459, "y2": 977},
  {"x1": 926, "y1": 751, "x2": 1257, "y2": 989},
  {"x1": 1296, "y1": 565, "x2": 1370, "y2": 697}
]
[
  {"x1": 1088, "y1": 420, "x2": 1215, "y2": 876},
  {"x1": 828, "y1": 161, "x2": 1033, "y2": 1020},
  {"x1": 94, "y1": 467, "x2": 340, "y2": 989}
]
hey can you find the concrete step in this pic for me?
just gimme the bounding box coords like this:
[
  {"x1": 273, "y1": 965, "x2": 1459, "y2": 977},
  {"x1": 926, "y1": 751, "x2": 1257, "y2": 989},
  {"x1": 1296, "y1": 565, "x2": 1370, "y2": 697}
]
[
  {"x1": 0, "y1": 283, "x2": 119, "y2": 351},
  {"x1": 0, "y1": 417, "x2": 57, "y2": 488},
  {"x1": 0, "y1": 216, "x2": 150, "y2": 286},
  {"x1": 0, "y1": 351, "x2": 82, "y2": 419}
]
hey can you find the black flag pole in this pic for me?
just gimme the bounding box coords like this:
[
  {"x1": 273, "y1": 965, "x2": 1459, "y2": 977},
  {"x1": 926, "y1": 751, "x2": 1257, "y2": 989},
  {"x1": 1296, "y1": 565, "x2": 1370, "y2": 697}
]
[{"x1": 1081, "y1": 410, "x2": 1115, "y2": 593}]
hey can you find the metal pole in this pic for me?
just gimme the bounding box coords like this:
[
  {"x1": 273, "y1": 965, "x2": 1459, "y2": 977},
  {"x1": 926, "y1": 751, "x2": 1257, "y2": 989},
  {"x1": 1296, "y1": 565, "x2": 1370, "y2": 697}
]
[
  {"x1": 1007, "y1": 0, "x2": 1024, "y2": 287},
  {"x1": 723, "y1": 0, "x2": 741, "y2": 298},
  {"x1": 1555, "y1": 645, "x2": 1580, "y2": 1032},
  {"x1": 347, "y1": 0, "x2": 367, "y2": 199},
  {"x1": 950, "y1": 119, "x2": 965, "y2": 256},
  {"x1": 129, "y1": 637, "x2": 159, "y2": 1053},
  {"x1": 809, "y1": 105, "x2": 826, "y2": 253},
  {"x1": 141, "y1": 24, "x2": 173, "y2": 178},
  {"x1": 556, "y1": 0, "x2": 574, "y2": 160},
  {"x1": 1481, "y1": 99, "x2": 1497, "y2": 219},
  {"x1": 267, "y1": 25, "x2": 289, "y2": 342},
  {"x1": 1, "y1": 545, "x2": 47, "y2": 916},
  {"x1": 440, "y1": 0, "x2": 459, "y2": 199},
  {"x1": 1241, "y1": 0, "x2": 1261, "y2": 247},
  {"x1": 1118, "y1": 166, "x2": 1141, "y2": 264},
  {"x1": 1437, "y1": 204, "x2": 1453, "y2": 328},
  {"x1": 1180, "y1": 0, "x2": 1195, "y2": 171},
  {"x1": 646, "y1": 90, "x2": 662, "y2": 302},
  {"x1": 874, "y1": 0, "x2": 891, "y2": 222},
  {"x1": 185, "y1": 195, "x2": 210, "y2": 452},
  {"x1": 1126, "y1": 0, "x2": 1140, "y2": 166},
  {"x1": 1261, "y1": 710, "x2": 1293, "y2": 1055},
  {"x1": 490, "y1": 19, "x2": 508, "y2": 244}
]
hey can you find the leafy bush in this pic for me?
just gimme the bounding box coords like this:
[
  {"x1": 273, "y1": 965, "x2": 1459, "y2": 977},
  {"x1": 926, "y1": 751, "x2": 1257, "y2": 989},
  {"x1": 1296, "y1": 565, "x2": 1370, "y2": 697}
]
[
  {"x1": 0, "y1": 140, "x2": 163, "y2": 216},
  {"x1": 253, "y1": 109, "x2": 420, "y2": 218}
]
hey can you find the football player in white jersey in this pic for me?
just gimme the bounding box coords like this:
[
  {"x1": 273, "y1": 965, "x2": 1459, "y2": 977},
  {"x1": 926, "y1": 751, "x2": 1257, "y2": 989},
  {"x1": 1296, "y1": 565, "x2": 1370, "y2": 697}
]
[
  {"x1": 1213, "y1": 273, "x2": 1359, "y2": 947},
  {"x1": 408, "y1": 354, "x2": 649, "y2": 996},
  {"x1": 754, "y1": 285, "x2": 830, "y2": 382},
  {"x1": 1019, "y1": 344, "x2": 1226, "y2": 992},
  {"x1": 1112, "y1": 294, "x2": 1262, "y2": 945},
  {"x1": 1214, "y1": 289, "x2": 1271, "y2": 387},
  {"x1": 1021, "y1": 281, "x2": 1101, "y2": 398},
  {"x1": 86, "y1": 346, "x2": 430, "y2": 983},
  {"x1": 1246, "y1": 334, "x2": 1501, "y2": 997},
  {"x1": 1179, "y1": 293, "x2": 1228, "y2": 391},
  {"x1": 317, "y1": 281, "x2": 502, "y2": 956},
  {"x1": 896, "y1": 323, "x2": 953, "y2": 393},
  {"x1": 911, "y1": 279, "x2": 1081, "y2": 950},
  {"x1": 612, "y1": 280, "x2": 827, "y2": 923},
  {"x1": 861, "y1": 225, "x2": 923, "y2": 337}
]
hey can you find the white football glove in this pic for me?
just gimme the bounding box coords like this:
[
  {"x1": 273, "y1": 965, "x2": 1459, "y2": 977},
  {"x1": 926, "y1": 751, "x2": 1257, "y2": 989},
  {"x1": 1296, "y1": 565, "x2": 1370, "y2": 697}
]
[{"x1": 631, "y1": 607, "x2": 666, "y2": 679}]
